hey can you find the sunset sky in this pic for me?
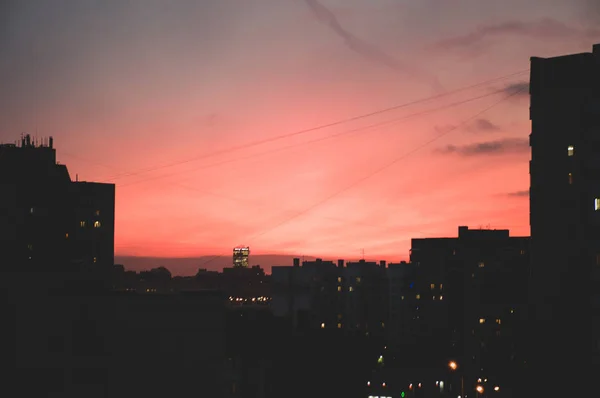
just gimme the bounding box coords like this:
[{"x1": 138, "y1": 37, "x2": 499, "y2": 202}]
[{"x1": 1, "y1": 0, "x2": 599, "y2": 272}]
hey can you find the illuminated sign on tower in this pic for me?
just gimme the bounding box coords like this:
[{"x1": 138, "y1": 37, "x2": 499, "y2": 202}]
[{"x1": 233, "y1": 246, "x2": 250, "y2": 268}]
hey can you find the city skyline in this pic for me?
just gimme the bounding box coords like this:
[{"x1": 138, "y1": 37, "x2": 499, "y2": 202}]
[{"x1": 1, "y1": 1, "x2": 599, "y2": 265}]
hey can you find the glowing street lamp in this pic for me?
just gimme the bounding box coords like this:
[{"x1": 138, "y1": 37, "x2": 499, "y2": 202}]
[
  {"x1": 449, "y1": 361, "x2": 463, "y2": 397},
  {"x1": 476, "y1": 385, "x2": 484, "y2": 395}
]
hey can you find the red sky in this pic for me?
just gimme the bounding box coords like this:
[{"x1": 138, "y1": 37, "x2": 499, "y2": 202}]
[{"x1": 1, "y1": 0, "x2": 599, "y2": 272}]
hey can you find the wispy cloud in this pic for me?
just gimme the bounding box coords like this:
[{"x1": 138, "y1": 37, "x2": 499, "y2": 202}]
[
  {"x1": 507, "y1": 190, "x2": 529, "y2": 198},
  {"x1": 437, "y1": 138, "x2": 529, "y2": 157},
  {"x1": 302, "y1": 0, "x2": 443, "y2": 92},
  {"x1": 434, "y1": 124, "x2": 456, "y2": 134},
  {"x1": 432, "y1": 18, "x2": 600, "y2": 50},
  {"x1": 500, "y1": 81, "x2": 529, "y2": 97},
  {"x1": 468, "y1": 118, "x2": 501, "y2": 133},
  {"x1": 434, "y1": 118, "x2": 501, "y2": 135}
]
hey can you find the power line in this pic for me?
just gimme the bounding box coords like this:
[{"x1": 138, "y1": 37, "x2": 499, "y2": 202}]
[
  {"x1": 197, "y1": 85, "x2": 527, "y2": 267},
  {"x1": 61, "y1": 150, "x2": 436, "y2": 253},
  {"x1": 117, "y1": 87, "x2": 511, "y2": 189},
  {"x1": 100, "y1": 69, "x2": 528, "y2": 183}
]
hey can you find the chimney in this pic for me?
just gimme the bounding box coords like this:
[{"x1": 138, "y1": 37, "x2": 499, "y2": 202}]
[
  {"x1": 293, "y1": 258, "x2": 300, "y2": 267},
  {"x1": 380, "y1": 260, "x2": 386, "y2": 268},
  {"x1": 49, "y1": 136, "x2": 53, "y2": 148},
  {"x1": 594, "y1": 43, "x2": 599, "y2": 55},
  {"x1": 316, "y1": 258, "x2": 322, "y2": 263},
  {"x1": 337, "y1": 259, "x2": 344, "y2": 268},
  {"x1": 25, "y1": 134, "x2": 31, "y2": 146}
]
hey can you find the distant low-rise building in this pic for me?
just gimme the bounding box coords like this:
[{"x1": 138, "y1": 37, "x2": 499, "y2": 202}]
[{"x1": 272, "y1": 257, "x2": 396, "y2": 338}]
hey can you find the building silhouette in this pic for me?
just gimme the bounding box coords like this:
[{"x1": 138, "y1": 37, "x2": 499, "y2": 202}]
[
  {"x1": 0, "y1": 134, "x2": 115, "y2": 269},
  {"x1": 272, "y1": 258, "x2": 393, "y2": 338},
  {"x1": 1, "y1": 136, "x2": 228, "y2": 397},
  {"x1": 528, "y1": 43, "x2": 600, "y2": 396},
  {"x1": 411, "y1": 226, "x2": 529, "y2": 395}
]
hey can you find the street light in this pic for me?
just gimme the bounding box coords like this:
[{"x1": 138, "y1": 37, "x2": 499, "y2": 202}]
[
  {"x1": 476, "y1": 385, "x2": 484, "y2": 397},
  {"x1": 449, "y1": 361, "x2": 464, "y2": 397}
]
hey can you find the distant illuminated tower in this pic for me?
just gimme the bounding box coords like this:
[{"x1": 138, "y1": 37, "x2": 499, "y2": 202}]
[{"x1": 233, "y1": 246, "x2": 250, "y2": 268}]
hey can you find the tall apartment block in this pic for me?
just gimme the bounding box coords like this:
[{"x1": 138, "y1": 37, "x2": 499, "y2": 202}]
[
  {"x1": 0, "y1": 134, "x2": 115, "y2": 269},
  {"x1": 528, "y1": 44, "x2": 600, "y2": 396}
]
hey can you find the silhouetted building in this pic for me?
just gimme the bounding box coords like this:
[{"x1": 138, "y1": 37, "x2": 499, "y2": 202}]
[
  {"x1": 528, "y1": 43, "x2": 600, "y2": 396},
  {"x1": 2, "y1": 270, "x2": 226, "y2": 398},
  {"x1": 223, "y1": 265, "x2": 270, "y2": 307},
  {"x1": 386, "y1": 261, "x2": 419, "y2": 346},
  {"x1": 411, "y1": 226, "x2": 529, "y2": 393},
  {"x1": 109, "y1": 290, "x2": 226, "y2": 397},
  {"x1": 69, "y1": 182, "x2": 115, "y2": 268},
  {"x1": 233, "y1": 246, "x2": 250, "y2": 268},
  {"x1": 0, "y1": 134, "x2": 115, "y2": 269},
  {"x1": 272, "y1": 258, "x2": 391, "y2": 338}
]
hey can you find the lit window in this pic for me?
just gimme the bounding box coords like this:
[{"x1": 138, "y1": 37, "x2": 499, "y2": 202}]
[
  {"x1": 439, "y1": 295, "x2": 443, "y2": 301},
  {"x1": 80, "y1": 221, "x2": 86, "y2": 227},
  {"x1": 510, "y1": 308, "x2": 514, "y2": 314},
  {"x1": 496, "y1": 318, "x2": 501, "y2": 325},
  {"x1": 381, "y1": 322, "x2": 385, "y2": 328},
  {"x1": 430, "y1": 283, "x2": 435, "y2": 290},
  {"x1": 337, "y1": 286, "x2": 342, "y2": 292},
  {"x1": 27, "y1": 244, "x2": 33, "y2": 251},
  {"x1": 595, "y1": 198, "x2": 600, "y2": 211},
  {"x1": 93, "y1": 257, "x2": 97, "y2": 263},
  {"x1": 452, "y1": 249, "x2": 456, "y2": 255},
  {"x1": 349, "y1": 286, "x2": 354, "y2": 292},
  {"x1": 568, "y1": 145, "x2": 574, "y2": 156},
  {"x1": 321, "y1": 323, "x2": 325, "y2": 329},
  {"x1": 65, "y1": 233, "x2": 69, "y2": 239},
  {"x1": 95, "y1": 210, "x2": 100, "y2": 216},
  {"x1": 416, "y1": 294, "x2": 421, "y2": 300},
  {"x1": 401, "y1": 295, "x2": 405, "y2": 300},
  {"x1": 338, "y1": 314, "x2": 342, "y2": 320},
  {"x1": 94, "y1": 221, "x2": 101, "y2": 228},
  {"x1": 337, "y1": 277, "x2": 342, "y2": 282},
  {"x1": 439, "y1": 284, "x2": 443, "y2": 290},
  {"x1": 356, "y1": 277, "x2": 361, "y2": 283},
  {"x1": 30, "y1": 207, "x2": 34, "y2": 214},
  {"x1": 478, "y1": 262, "x2": 485, "y2": 268},
  {"x1": 479, "y1": 318, "x2": 485, "y2": 324},
  {"x1": 568, "y1": 173, "x2": 573, "y2": 184},
  {"x1": 520, "y1": 249, "x2": 525, "y2": 255},
  {"x1": 337, "y1": 323, "x2": 342, "y2": 329},
  {"x1": 433, "y1": 296, "x2": 436, "y2": 300}
]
